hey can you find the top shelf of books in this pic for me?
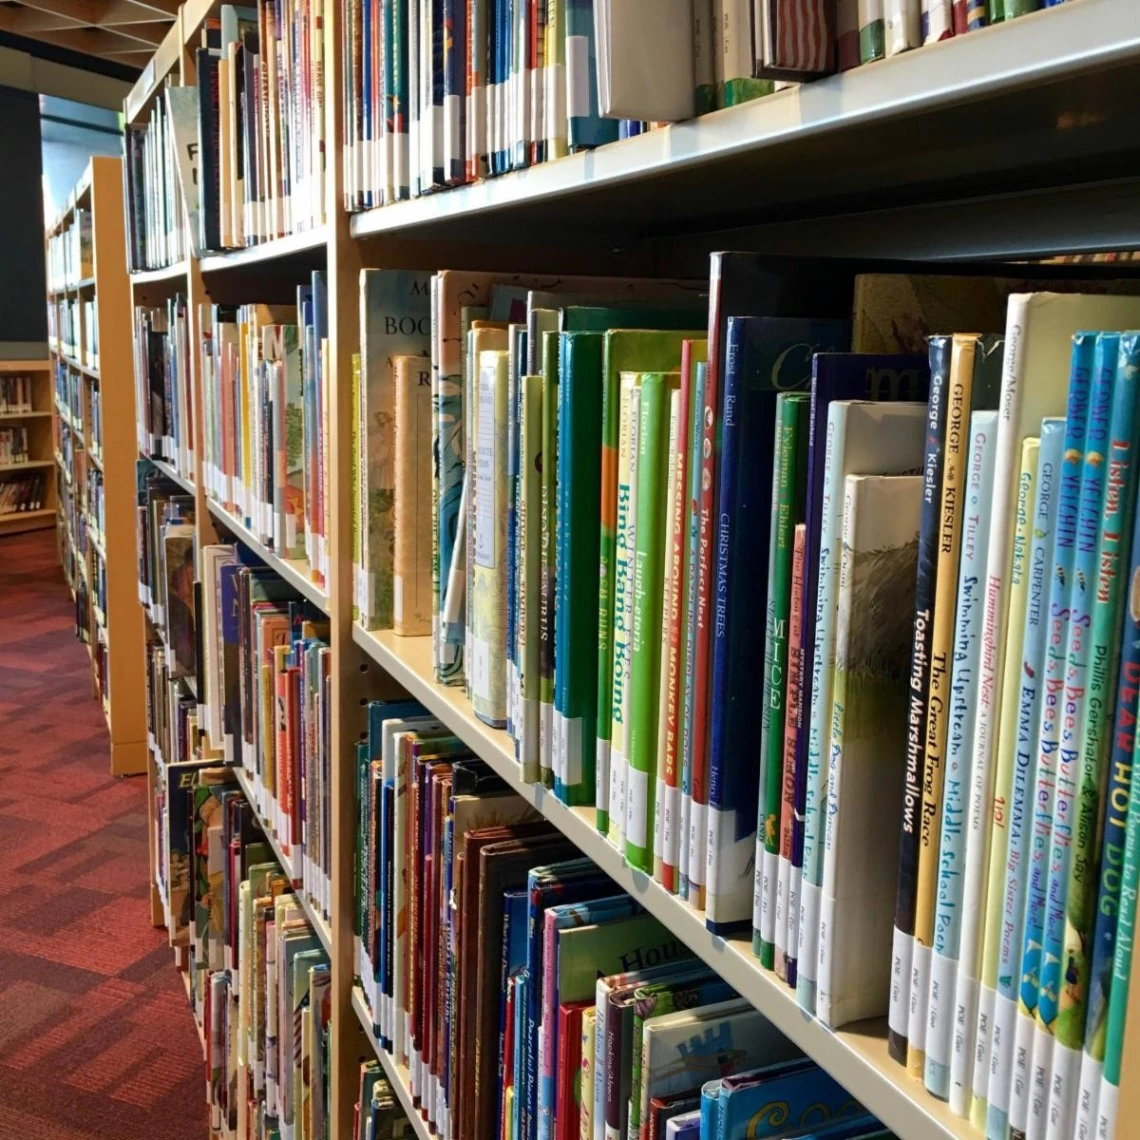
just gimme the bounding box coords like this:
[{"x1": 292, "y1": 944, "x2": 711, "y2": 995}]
[{"x1": 348, "y1": 0, "x2": 1140, "y2": 247}]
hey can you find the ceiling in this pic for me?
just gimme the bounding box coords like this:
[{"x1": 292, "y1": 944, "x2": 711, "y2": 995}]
[{"x1": 0, "y1": 0, "x2": 174, "y2": 71}]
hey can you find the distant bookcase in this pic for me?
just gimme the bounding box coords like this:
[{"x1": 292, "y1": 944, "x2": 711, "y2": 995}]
[
  {"x1": 0, "y1": 358, "x2": 54, "y2": 536},
  {"x1": 44, "y1": 155, "x2": 147, "y2": 778}
]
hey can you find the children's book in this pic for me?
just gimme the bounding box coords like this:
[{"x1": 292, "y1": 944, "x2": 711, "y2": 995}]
[{"x1": 818, "y1": 474, "x2": 921, "y2": 1030}]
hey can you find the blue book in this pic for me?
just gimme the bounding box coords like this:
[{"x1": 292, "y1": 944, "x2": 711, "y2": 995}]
[
  {"x1": 565, "y1": 0, "x2": 618, "y2": 151},
  {"x1": 706, "y1": 315, "x2": 849, "y2": 934},
  {"x1": 665, "y1": 1109, "x2": 702, "y2": 1139},
  {"x1": 889, "y1": 335, "x2": 952, "y2": 1064},
  {"x1": 1036, "y1": 334, "x2": 1119, "y2": 1102},
  {"x1": 1079, "y1": 344, "x2": 1140, "y2": 1128},
  {"x1": 442, "y1": 0, "x2": 467, "y2": 184},
  {"x1": 701, "y1": 1079, "x2": 723, "y2": 1139},
  {"x1": 715, "y1": 1059, "x2": 860, "y2": 1140},
  {"x1": 429, "y1": 0, "x2": 446, "y2": 189}
]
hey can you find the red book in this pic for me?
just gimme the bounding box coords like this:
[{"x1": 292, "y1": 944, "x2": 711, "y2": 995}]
[{"x1": 554, "y1": 1000, "x2": 591, "y2": 1140}]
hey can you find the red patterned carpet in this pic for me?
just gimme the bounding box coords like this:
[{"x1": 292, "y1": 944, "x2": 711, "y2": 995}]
[{"x1": 0, "y1": 528, "x2": 208, "y2": 1139}]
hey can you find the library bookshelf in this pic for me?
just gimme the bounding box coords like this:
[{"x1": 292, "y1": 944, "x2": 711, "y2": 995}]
[
  {"x1": 120, "y1": 2, "x2": 1140, "y2": 1139},
  {"x1": 0, "y1": 359, "x2": 54, "y2": 537},
  {"x1": 45, "y1": 156, "x2": 146, "y2": 778}
]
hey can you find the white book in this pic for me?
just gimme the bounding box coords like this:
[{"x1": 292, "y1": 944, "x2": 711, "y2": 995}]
[
  {"x1": 595, "y1": 0, "x2": 694, "y2": 121},
  {"x1": 949, "y1": 292, "x2": 1140, "y2": 1118},
  {"x1": 886, "y1": 0, "x2": 921, "y2": 55},
  {"x1": 817, "y1": 473, "x2": 921, "y2": 1030},
  {"x1": 796, "y1": 400, "x2": 927, "y2": 1015}
]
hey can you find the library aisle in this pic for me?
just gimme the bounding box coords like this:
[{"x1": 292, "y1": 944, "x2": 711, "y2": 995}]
[{"x1": 0, "y1": 529, "x2": 205, "y2": 1140}]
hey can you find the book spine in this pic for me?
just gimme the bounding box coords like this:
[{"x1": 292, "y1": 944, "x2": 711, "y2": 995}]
[
  {"x1": 970, "y1": 435, "x2": 1039, "y2": 1130},
  {"x1": 472, "y1": 349, "x2": 509, "y2": 727},
  {"x1": 1007, "y1": 336, "x2": 1094, "y2": 1140},
  {"x1": 656, "y1": 388, "x2": 684, "y2": 885},
  {"x1": 857, "y1": 0, "x2": 886, "y2": 62},
  {"x1": 776, "y1": 523, "x2": 806, "y2": 983},
  {"x1": 519, "y1": 374, "x2": 543, "y2": 779},
  {"x1": 885, "y1": 0, "x2": 921, "y2": 55},
  {"x1": 796, "y1": 402, "x2": 842, "y2": 1011},
  {"x1": 925, "y1": 409, "x2": 999, "y2": 1099},
  {"x1": 680, "y1": 361, "x2": 707, "y2": 901},
  {"x1": 1094, "y1": 652, "x2": 1140, "y2": 1140},
  {"x1": 394, "y1": 356, "x2": 434, "y2": 636},
  {"x1": 609, "y1": 375, "x2": 642, "y2": 850},
  {"x1": 539, "y1": 364, "x2": 559, "y2": 783},
  {"x1": 1076, "y1": 481, "x2": 1140, "y2": 1140},
  {"x1": 756, "y1": 394, "x2": 799, "y2": 964},
  {"x1": 892, "y1": 336, "x2": 950, "y2": 1067},
  {"x1": 595, "y1": 351, "x2": 621, "y2": 834},
  {"x1": 950, "y1": 305, "x2": 1031, "y2": 1118},
  {"x1": 1051, "y1": 333, "x2": 1140, "y2": 1140},
  {"x1": 626, "y1": 374, "x2": 675, "y2": 872},
  {"x1": 921, "y1": 0, "x2": 954, "y2": 42},
  {"x1": 909, "y1": 337, "x2": 975, "y2": 1080},
  {"x1": 437, "y1": 353, "x2": 466, "y2": 687},
  {"x1": 1030, "y1": 336, "x2": 1119, "y2": 1139},
  {"x1": 985, "y1": 418, "x2": 1063, "y2": 1140}
]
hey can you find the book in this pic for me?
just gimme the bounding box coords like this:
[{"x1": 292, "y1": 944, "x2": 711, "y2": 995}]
[
  {"x1": 1051, "y1": 332, "x2": 1140, "y2": 1140},
  {"x1": 890, "y1": 334, "x2": 952, "y2": 1070},
  {"x1": 951, "y1": 292, "x2": 1140, "y2": 1120},
  {"x1": 817, "y1": 473, "x2": 921, "y2": 1030},
  {"x1": 796, "y1": 396, "x2": 928, "y2": 1012},
  {"x1": 969, "y1": 435, "x2": 1040, "y2": 1130},
  {"x1": 984, "y1": 418, "x2": 1064, "y2": 1140},
  {"x1": 708, "y1": 315, "x2": 848, "y2": 934},
  {"x1": 626, "y1": 372, "x2": 681, "y2": 871},
  {"x1": 393, "y1": 355, "x2": 434, "y2": 635},
  {"x1": 758, "y1": 392, "x2": 809, "y2": 968}
]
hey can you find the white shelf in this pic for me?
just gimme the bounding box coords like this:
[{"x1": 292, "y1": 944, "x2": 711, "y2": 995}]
[
  {"x1": 350, "y1": 0, "x2": 1140, "y2": 248},
  {"x1": 350, "y1": 624, "x2": 973, "y2": 1140},
  {"x1": 206, "y1": 499, "x2": 327, "y2": 612},
  {"x1": 198, "y1": 226, "x2": 328, "y2": 273},
  {"x1": 351, "y1": 987, "x2": 433, "y2": 1140},
  {"x1": 148, "y1": 455, "x2": 196, "y2": 497},
  {"x1": 231, "y1": 765, "x2": 332, "y2": 955}
]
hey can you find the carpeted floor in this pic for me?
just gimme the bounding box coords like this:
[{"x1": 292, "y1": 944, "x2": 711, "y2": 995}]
[{"x1": 0, "y1": 527, "x2": 208, "y2": 1140}]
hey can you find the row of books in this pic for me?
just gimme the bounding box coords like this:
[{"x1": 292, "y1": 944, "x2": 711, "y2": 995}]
[
  {"x1": 197, "y1": 272, "x2": 331, "y2": 584},
  {"x1": 0, "y1": 374, "x2": 36, "y2": 414},
  {"x1": 83, "y1": 299, "x2": 98, "y2": 370},
  {"x1": 0, "y1": 426, "x2": 30, "y2": 465},
  {"x1": 135, "y1": 298, "x2": 196, "y2": 485},
  {"x1": 351, "y1": 1063, "x2": 413, "y2": 1139},
  {"x1": 0, "y1": 471, "x2": 47, "y2": 514},
  {"x1": 341, "y1": 0, "x2": 1073, "y2": 212},
  {"x1": 55, "y1": 358, "x2": 82, "y2": 429},
  {"x1": 85, "y1": 465, "x2": 104, "y2": 540},
  {"x1": 46, "y1": 208, "x2": 91, "y2": 290},
  {"x1": 56, "y1": 297, "x2": 81, "y2": 362},
  {"x1": 353, "y1": 698, "x2": 888, "y2": 1140},
  {"x1": 88, "y1": 379, "x2": 102, "y2": 458},
  {"x1": 197, "y1": 3, "x2": 327, "y2": 255},
  {"x1": 125, "y1": 89, "x2": 188, "y2": 272},
  {"x1": 167, "y1": 761, "x2": 332, "y2": 1140},
  {"x1": 880, "y1": 319, "x2": 1140, "y2": 1140}
]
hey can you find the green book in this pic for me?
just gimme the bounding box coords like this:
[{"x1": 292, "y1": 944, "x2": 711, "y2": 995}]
[
  {"x1": 540, "y1": 329, "x2": 560, "y2": 786},
  {"x1": 757, "y1": 392, "x2": 810, "y2": 966},
  {"x1": 556, "y1": 913, "x2": 680, "y2": 1002},
  {"x1": 472, "y1": 349, "x2": 510, "y2": 728},
  {"x1": 519, "y1": 374, "x2": 544, "y2": 782},
  {"x1": 597, "y1": 330, "x2": 702, "y2": 838},
  {"x1": 626, "y1": 372, "x2": 682, "y2": 871},
  {"x1": 554, "y1": 332, "x2": 605, "y2": 805}
]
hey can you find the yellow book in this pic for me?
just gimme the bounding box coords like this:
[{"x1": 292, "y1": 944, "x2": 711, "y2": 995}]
[
  {"x1": 906, "y1": 334, "x2": 980, "y2": 1079},
  {"x1": 393, "y1": 355, "x2": 434, "y2": 635},
  {"x1": 970, "y1": 435, "x2": 1039, "y2": 1128}
]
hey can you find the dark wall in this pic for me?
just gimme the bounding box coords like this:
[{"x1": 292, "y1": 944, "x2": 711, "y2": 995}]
[{"x1": 0, "y1": 86, "x2": 46, "y2": 343}]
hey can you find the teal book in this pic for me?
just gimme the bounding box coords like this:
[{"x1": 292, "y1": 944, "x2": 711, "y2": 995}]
[
  {"x1": 359, "y1": 269, "x2": 433, "y2": 630},
  {"x1": 553, "y1": 332, "x2": 604, "y2": 805},
  {"x1": 1034, "y1": 334, "x2": 1119, "y2": 1126},
  {"x1": 1051, "y1": 332, "x2": 1140, "y2": 1139},
  {"x1": 715, "y1": 1059, "x2": 862, "y2": 1140},
  {"x1": 540, "y1": 330, "x2": 560, "y2": 786},
  {"x1": 626, "y1": 372, "x2": 681, "y2": 871}
]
